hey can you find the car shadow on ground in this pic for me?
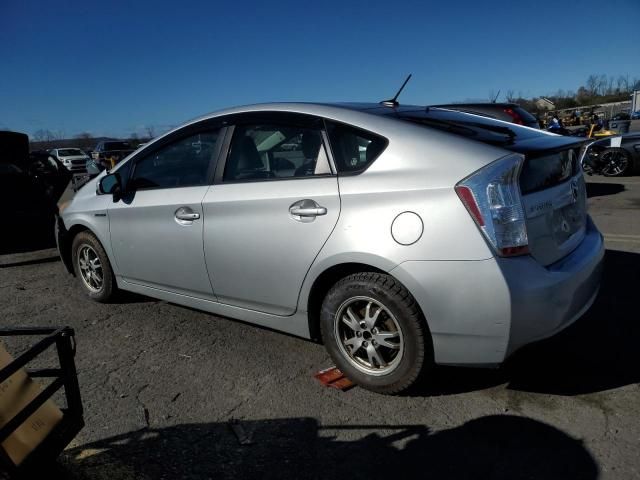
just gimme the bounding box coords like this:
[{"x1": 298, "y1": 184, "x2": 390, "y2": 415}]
[
  {"x1": 412, "y1": 249, "x2": 640, "y2": 397},
  {"x1": 585, "y1": 182, "x2": 625, "y2": 198},
  {"x1": 0, "y1": 255, "x2": 60, "y2": 269},
  {"x1": 49, "y1": 415, "x2": 597, "y2": 480}
]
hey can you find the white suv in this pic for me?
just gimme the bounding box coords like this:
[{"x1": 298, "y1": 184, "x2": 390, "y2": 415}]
[{"x1": 49, "y1": 148, "x2": 89, "y2": 173}]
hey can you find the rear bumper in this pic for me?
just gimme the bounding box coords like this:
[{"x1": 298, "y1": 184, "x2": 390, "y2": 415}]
[
  {"x1": 501, "y1": 216, "x2": 604, "y2": 356},
  {"x1": 390, "y1": 216, "x2": 604, "y2": 366}
]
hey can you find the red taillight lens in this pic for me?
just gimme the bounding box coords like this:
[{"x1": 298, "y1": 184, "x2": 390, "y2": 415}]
[
  {"x1": 455, "y1": 185, "x2": 484, "y2": 226},
  {"x1": 504, "y1": 107, "x2": 524, "y2": 125},
  {"x1": 499, "y1": 245, "x2": 530, "y2": 256}
]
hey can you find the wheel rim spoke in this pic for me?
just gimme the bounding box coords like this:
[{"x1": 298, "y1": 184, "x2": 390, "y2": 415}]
[
  {"x1": 364, "y1": 301, "x2": 381, "y2": 329},
  {"x1": 344, "y1": 336, "x2": 363, "y2": 354},
  {"x1": 374, "y1": 331, "x2": 400, "y2": 349},
  {"x1": 366, "y1": 344, "x2": 386, "y2": 368},
  {"x1": 341, "y1": 307, "x2": 361, "y2": 332}
]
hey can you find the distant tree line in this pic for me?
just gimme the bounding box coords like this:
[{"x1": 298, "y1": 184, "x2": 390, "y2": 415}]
[
  {"x1": 502, "y1": 73, "x2": 640, "y2": 113},
  {"x1": 502, "y1": 74, "x2": 640, "y2": 112},
  {"x1": 28, "y1": 130, "x2": 154, "y2": 151}
]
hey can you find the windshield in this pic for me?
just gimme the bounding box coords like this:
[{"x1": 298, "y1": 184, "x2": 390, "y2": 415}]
[{"x1": 58, "y1": 148, "x2": 84, "y2": 157}]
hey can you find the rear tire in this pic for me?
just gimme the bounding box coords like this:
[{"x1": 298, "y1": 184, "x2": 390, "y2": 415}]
[
  {"x1": 320, "y1": 272, "x2": 431, "y2": 394},
  {"x1": 71, "y1": 231, "x2": 117, "y2": 303}
]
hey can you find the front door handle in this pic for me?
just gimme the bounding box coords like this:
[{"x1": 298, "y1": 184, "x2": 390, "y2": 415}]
[{"x1": 175, "y1": 207, "x2": 200, "y2": 225}]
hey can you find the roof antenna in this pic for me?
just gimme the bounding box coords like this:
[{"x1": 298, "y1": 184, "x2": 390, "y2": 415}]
[
  {"x1": 492, "y1": 89, "x2": 501, "y2": 103},
  {"x1": 381, "y1": 74, "x2": 412, "y2": 107}
]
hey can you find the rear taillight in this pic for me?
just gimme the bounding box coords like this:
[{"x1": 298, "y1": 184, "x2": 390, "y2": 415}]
[
  {"x1": 455, "y1": 154, "x2": 529, "y2": 257},
  {"x1": 503, "y1": 107, "x2": 524, "y2": 125}
]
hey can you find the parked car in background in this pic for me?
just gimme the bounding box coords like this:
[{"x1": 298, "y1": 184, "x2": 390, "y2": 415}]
[
  {"x1": 430, "y1": 102, "x2": 540, "y2": 128},
  {"x1": 91, "y1": 140, "x2": 135, "y2": 169},
  {"x1": 610, "y1": 112, "x2": 630, "y2": 121},
  {"x1": 0, "y1": 132, "x2": 70, "y2": 253},
  {"x1": 57, "y1": 102, "x2": 603, "y2": 394},
  {"x1": 49, "y1": 148, "x2": 90, "y2": 173},
  {"x1": 583, "y1": 132, "x2": 640, "y2": 176},
  {"x1": 631, "y1": 111, "x2": 640, "y2": 120}
]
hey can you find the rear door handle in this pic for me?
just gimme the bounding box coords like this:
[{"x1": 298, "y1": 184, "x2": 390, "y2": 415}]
[
  {"x1": 289, "y1": 199, "x2": 327, "y2": 221},
  {"x1": 289, "y1": 206, "x2": 327, "y2": 217},
  {"x1": 175, "y1": 207, "x2": 200, "y2": 225}
]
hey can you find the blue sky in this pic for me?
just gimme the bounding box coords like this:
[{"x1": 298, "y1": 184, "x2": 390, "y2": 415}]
[{"x1": 1, "y1": 0, "x2": 638, "y2": 138}]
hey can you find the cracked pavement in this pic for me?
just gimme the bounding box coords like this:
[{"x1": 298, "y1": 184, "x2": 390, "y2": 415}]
[{"x1": 1, "y1": 175, "x2": 639, "y2": 479}]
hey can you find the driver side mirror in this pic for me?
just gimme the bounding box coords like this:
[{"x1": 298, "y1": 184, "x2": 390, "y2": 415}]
[{"x1": 97, "y1": 173, "x2": 121, "y2": 197}]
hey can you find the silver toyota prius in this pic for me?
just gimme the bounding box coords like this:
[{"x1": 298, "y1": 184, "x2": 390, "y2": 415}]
[{"x1": 56, "y1": 102, "x2": 604, "y2": 394}]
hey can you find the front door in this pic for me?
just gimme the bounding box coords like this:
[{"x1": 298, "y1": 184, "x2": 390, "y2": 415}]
[
  {"x1": 108, "y1": 127, "x2": 222, "y2": 297},
  {"x1": 202, "y1": 115, "x2": 340, "y2": 315}
]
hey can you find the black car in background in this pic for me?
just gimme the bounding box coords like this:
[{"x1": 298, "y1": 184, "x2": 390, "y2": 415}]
[
  {"x1": 0, "y1": 131, "x2": 71, "y2": 253},
  {"x1": 584, "y1": 132, "x2": 640, "y2": 177},
  {"x1": 91, "y1": 140, "x2": 135, "y2": 169},
  {"x1": 431, "y1": 103, "x2": 539, "y2": 128}
]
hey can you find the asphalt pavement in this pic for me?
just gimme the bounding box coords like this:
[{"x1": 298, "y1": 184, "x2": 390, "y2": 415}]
[{"x1": 1, "y1": 175, "x2": 639, "y2": 479}]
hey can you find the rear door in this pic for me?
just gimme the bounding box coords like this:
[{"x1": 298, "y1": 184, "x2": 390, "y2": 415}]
[{"x1": 202, "y1": 112, "x2": 340, "y2": 315}]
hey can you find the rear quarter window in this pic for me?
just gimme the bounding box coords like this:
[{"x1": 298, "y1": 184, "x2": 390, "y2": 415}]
[{"x1": 325, "y1": 121, "x2": 387, "y2": 174}]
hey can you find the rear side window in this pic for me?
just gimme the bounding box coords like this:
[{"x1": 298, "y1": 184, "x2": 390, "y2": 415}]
[
  {"x1": 325, "y1": 122, "x2": 387, "y2": 174},
  {"x1": 223, "y1": 123, "x2": 330, "y2": 182}
]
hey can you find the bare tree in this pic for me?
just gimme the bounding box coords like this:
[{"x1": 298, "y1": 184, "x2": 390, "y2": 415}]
[
  {"x1": 505, "y1": 89, "x2": 516, "y2": 102},
  {"x1": 145, "y1": 125, "x2": 156, "y2": 139},
  {"x1": 617, "y1": 75, "x2": 629, "y2": 93},
  {"x1": 74, "y1": 132, "x2": 94, "y2": 150},
  {"x1": 607, "y1": 76, "x2": 615, "y2": 95},
  {"x1": 586, "y1": 75, "x2": 598, "y2": 95},
  {"x1": 596, "y1": 74, "x2": 608, "y2": 96}
]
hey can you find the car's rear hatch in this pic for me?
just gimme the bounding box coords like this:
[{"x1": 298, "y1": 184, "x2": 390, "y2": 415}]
[
  {"x1": 395, "y1": 109, "x2": 588, "y2": 266},
  {"x1": 517, "y1": 143, "x2": 586, "y2": 265}
]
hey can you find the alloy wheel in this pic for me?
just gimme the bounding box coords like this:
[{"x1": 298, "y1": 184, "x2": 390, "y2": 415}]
[
  {"x1": 334, "y1": 296, "x2": 404, "y2": 376},
  {"x1": 77, "y1": 244, "x2": 104, "y2": 293},
  {"x1": 601, "y1": 150, "x2": 629, "y2": 176}
]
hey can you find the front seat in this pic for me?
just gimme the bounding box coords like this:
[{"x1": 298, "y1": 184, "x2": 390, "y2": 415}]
[
  {"x1": 225, "y1": 136, "x2": 268, "y2": 180},
  {"x1": 294, "y1": 132, "x2": 321, "y2": 177}
]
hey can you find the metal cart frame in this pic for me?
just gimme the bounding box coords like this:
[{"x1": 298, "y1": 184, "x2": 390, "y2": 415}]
[{"x1": 0, "y1": 327, "x2": 83, "y2": 476}]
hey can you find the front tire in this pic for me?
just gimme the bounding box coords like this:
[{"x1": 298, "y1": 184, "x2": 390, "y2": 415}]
[
  {"x1": 320, "y1": 272, "x2": 431, "y2": 394},
  {"x1": 71, "y1": 231, "x2": 117, "y2": 302}
]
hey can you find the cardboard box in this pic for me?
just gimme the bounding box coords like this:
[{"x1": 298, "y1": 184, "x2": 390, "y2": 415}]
[{"x1": 0, "y1": 341, "x2": 63, "y2": 466}]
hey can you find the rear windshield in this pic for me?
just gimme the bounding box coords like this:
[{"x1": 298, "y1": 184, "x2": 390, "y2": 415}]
[
  {"x1": 104, "y1": 142, "x2": 131, "y2": 150},
  {"x1": 519, "y1": 149, "x2": 579, "y2": 194},
  {"x1": 58, "y1": 148, "x2": 84, "y2": 156}
]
